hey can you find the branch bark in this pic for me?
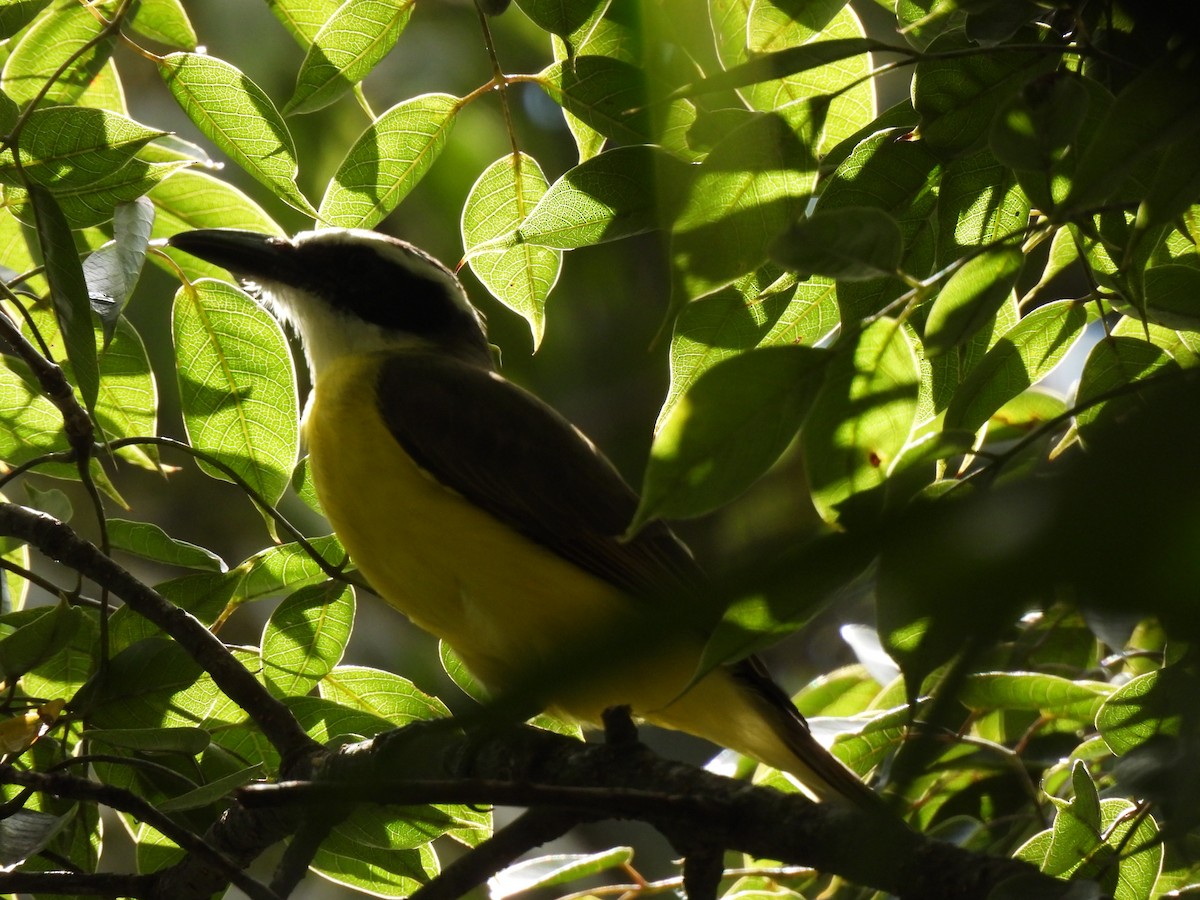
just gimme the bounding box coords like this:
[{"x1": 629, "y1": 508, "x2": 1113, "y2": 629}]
[
  {"x1": 239, "y1": 724, "x2": 1085, "y2": 900},
  {"x1": 0, "y1": 503, "x2": 319, "y2": 769}
]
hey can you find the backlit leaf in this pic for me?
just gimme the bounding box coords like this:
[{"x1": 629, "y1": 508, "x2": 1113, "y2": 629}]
[
  {"x1": 803, "y1": 318, "x2": 920, "y2": 526},
  {"x1": 158, "y1": 52, "x2": 315, "y2": 215},
  {"x1": 319, "y1": 93, "x2": 459, "y2": 229},
  {"x1": 285, "y1": 0, "x2": 414, "y2": 115},
  {"x1": 462, "y1": 153, "x2": 559, "y2": 348},
  {"x1": 172, "y1": 279, "x2": 298, "y2": 504}
]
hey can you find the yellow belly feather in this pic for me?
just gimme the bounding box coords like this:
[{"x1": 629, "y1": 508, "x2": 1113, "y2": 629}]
[{"x1": 303, "y1": 354, "x2": 816, "y2": 786}]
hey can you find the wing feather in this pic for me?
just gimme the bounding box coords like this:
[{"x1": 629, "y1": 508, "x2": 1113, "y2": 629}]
[{"x1": 375, "y1": 354, "x2": 702, "y2": 602}]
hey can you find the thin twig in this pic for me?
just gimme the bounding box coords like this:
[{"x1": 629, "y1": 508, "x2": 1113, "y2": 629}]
[
  {"x1": 0, "y1": 503, "x2": 320, "y2": 767},
  {"x1": 106, "y1": 435, "x2": 354, "y2": 586},
  {"x1": 0, "y1": 871, "x2": 155, "y2": 897},
  {"x1": 408, "y1": 809, "x2": 583, "y2": 900},
  {"x1": 0, "y1": 765, "x2": 281, "y2": 900}
]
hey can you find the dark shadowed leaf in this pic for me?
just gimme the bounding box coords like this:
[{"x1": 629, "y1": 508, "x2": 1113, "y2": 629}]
[{"x1": 773, "y1": 207, "x2": 904, "y2": 281}]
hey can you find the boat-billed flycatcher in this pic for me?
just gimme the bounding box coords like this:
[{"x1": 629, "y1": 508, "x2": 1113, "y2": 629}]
[{"x1": 168, "y1": 227, "x2": 877, "y2": 808}]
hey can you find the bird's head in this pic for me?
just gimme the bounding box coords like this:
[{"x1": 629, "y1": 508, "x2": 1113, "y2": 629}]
[{"x1": 168, "y1": 228, "x2": 491, "y2": 374}]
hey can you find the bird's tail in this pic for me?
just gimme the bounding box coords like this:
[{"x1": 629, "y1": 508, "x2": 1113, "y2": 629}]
[{"x1": 647, "y1": 656, "x2": 885, "y2": 811}]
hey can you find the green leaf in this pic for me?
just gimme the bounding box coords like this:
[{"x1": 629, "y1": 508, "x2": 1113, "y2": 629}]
[
  {"x1": 319, "y1": 665, "x2": 449, "y2": 727},
  {"x1": 0, "y1": 107, "x2": 165, "y2": 189},
  {"x1": 128, "y1": 0, "x2": 198, "y2": 50},
  {"x1": 803, "y1": 319, "x2": 920, "y2": 527},
  {"x1": 462, "y1": 153, "x2": 559, "y2": 348},
  {"x1": 676, "y1": 37, "x2": 884, "y2": 100},
  {"x1": 24, "y1": 483, "x2": 72, "y2": 521},
  {"x1": 814, "y1": 126, "x2": 940, "y2": 319},
  {"x1": 517, "y1": 146, "x2": 685, "y2": 249},
  {"x1": 439, "y1": 640, "x2": 486, "y2": 703},
  {"x1": 935, "y1": 146, "x2": 1030, "y2": 268},
  {"x1": 986, "y1": 387, "x2": 1068, "y2": 442},
  {"x1": 157, "y1": 763, "x2": 263, "y2": 812},
  {"x1": 1135, "y1": 142, "x2": 1200, "y2": 236},
  {"x1": 0, "y1": 92, "x2": 17, "y2": 135},
  {"x1": 911, "y1": 34, "x2": 1057, "y2": 159},
  {"x1": 989, "y1": 71, "x2": 1089, "y2": 171},
  {"x1": 83, "y1": 726, "x2": 211, "y2": 755},
  {"x1": 820, "y1": 126, "x2": 941, "y2": 228},
  {"x1": 773, "y1": 207, "x2": 903, "y2": 281},
  {"x1": 1112, "y1": 317, "x2": 1200, "y2": 368},
  {"x1": 1141, "y1": 265, "x2": 1200, "y2": 331},
  {"x1": 12, "y1": 301, "x2": 142, "y2": 458},
  {"x1": 158, "y1": 52, "x2": 315, "y2": 216},
  {"x1": 1069, "y1": 759, "x2": 1102, "y2": 829},
  {"x1": 289, "y1": 694, "x2": 470, "y2": 875},
  {"x1": 490, "y1": 848, "x2": 634, "y2": 899},
  {"x1": 538, "y1": 56, "x2": 654, "y2": 146},
  {"x1": 108, "y1": 519, "x2": 225, "y2": 572},
  {"x1": 0, "y1": 1, "x2": 45, "y2": 40},
  {"x1": 1017, "y1": 796, "x2": 1161, "y2": 900},
  {"x1": 661, "y1": 268, "x2": 838, "y2": 421},
  {"x1": 82, "y1": 197, "x2": 155, "y2": 345},
  {"x1": 85, "y1": 638, "x2": 213, "y2": 730},
  {"x1": 284, "y1": 0, "x2": 414, "y2": 115},
  {"x1": 76, "y1": 56, "x2": 128, "y2": 114},
  {"x1": 5, "y1": 158, "x2": 190, "y2": 230},
  {"x1": 0, "y1": 358, "x2": 69, "y2": 466},
  {"x1": 1063, "y1": 56, "x2": 1200, "y2": 215},
  {"x1": 265, "y1": 0, "x2": 343, "y2": 48},
  {"x1": 231, "y1": 534, "x2": 346, "y2": 604},
  {"x1": 172, "y1": 279, "x2": 299, "y2": 505},
  {"x1": 714, "y1": 1, "x2": 875, "y2": 155},
  {"x1": 672, "y1": 112, "x2": 815, "y2": 299},
  {"x1": 1097, "y1": 666, "x2": 1193, "y2": 756},
  {"x1": 0, "y1": 602, "x2": 81, "y2": 680},
  {"x1": 107, "y1": 571, "x2": 237, "y2": 649},
  {"x1": 1, "y1": 529, "x2": 31, "y2": 614},
  {"x1": 944, "y1": 300, "x2": 1087, "y2": 433},
  {"x1": 514, "y1": 0, "x2": 603, "y2": 37},
  {"x1": 291, "y1": 456, "x2": 323, "y2": 514},
  {"x1": 923, "y1": 246, "x2": 1024, "y2": 355},
  {"x1": 17, "y1": 603, "x2": 97, "y2": 700},
  {"x1": 309, "y1": 832, "x2": 436, "y2": 898},
  {"x1": 958, "y1": 672, "x2": 1110, "y2": 721},
  {"x1": 319, "y1": 93, "x2": 459, "y2": 229},
  {"x1": 1075, "y1": 336, "x2": 1179, "y2": 444},
  {"x1": 261, "y1": 581, "x2": 355, "y2": 697},
  {"x1": 1, "y1": 0, "x2": 117, "y2": 108},
  {"x1": 93, "y1": 317, "x2": 157, "y2": 464},
  {"x1": 27, "y1": 185, "x2": 99, "y2": 413},
  {"x1": 635, "y1": 346, "x2": 827, "y2": 526},
  {"x1": 829, "y1": 704, "x2": 909, "y2": 776}
]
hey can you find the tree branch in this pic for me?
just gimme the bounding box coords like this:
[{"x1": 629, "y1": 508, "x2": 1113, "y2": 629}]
[
  {"x1": 0, "y1": 766, "x2": 279, "y2": 900},
  {"x1": 238, "y1": 725, "x2": 1085, "y2": 900},
  {"x1": 0, "y1": 503, "x2": 319, "y2": 769}
]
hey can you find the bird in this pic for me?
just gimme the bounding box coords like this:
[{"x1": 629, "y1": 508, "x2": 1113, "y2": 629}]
[{"x1": 167, "y1": 226, "x2": 879, "y2": 809}]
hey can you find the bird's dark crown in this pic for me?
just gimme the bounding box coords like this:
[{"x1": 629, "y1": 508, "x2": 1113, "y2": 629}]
[{"x1": 168, "y1": 228, "x2": 491, "y2": 366}]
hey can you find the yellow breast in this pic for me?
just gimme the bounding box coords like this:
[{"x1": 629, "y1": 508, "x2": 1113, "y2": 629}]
[{"x1": 302, "y1": 353, "x2": 638, "y2": 691}]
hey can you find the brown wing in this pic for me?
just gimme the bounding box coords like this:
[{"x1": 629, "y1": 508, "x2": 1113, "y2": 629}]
[{"x1": 375, "y1": 353, "x2": 702, "y2": 602}]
